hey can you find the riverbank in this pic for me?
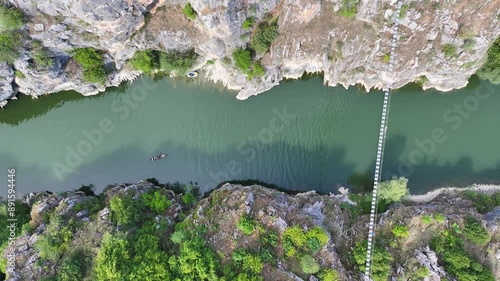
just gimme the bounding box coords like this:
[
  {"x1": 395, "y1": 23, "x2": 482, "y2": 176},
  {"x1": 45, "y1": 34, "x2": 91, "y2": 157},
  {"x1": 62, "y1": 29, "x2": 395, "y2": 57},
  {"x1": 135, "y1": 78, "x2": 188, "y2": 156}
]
[
  {"x1": 1, "y1": 181, "x2": 499, "y2": 280},
  {"x1": 0, "y1": 0, "x2": 499, "y2": 107},
  {"x1": 407, "y1": 184, "x2": 500, "y2": 203}
]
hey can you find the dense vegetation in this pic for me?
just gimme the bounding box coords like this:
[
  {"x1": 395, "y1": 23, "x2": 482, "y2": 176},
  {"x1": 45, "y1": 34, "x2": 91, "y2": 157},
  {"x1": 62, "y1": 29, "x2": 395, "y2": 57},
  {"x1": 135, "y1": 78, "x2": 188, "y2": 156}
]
[
  {"x1": 431, "y1": 229, "x2": 494, "y2": 281},
  {"x1": 477, "y1": 37, "x2": 500, "y2": 84},
  {"x1": 129, "y1": 49, "x2": 198, "y2": 76},
  {"x1": 353, "y1": 241, "x2": 393, "y2": 281},
  {"x1": 250, "y1": 21, "x2": 279, "y2": 53},
  {"x1": 0, "y1": 4, "x2": 24, "y2": 63},
  {"x1": 461, "y1": 190, "x2": 500, "y2": 213},
  {"x1": 0, "y1": 201, "x2": 31, "y2": 275},
  {"x1": 232, "y1": 48, "x2": 266, "y2": 79},
  {"x1": 72, "y1": 48, "x2": 108, "y2": 84},
  {"x1": 30, "y1": 40, "x2": 52, "y2": 70},
  {"x1": 1, "y1": 179, "x2": 498, "y2": 281}
]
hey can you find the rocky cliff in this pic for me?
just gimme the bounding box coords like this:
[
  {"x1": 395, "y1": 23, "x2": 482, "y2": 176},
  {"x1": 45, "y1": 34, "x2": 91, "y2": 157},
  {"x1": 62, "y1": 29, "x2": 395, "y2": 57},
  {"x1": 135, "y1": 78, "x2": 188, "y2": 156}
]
[
  {"x1": 1, "y1": 182, "x2": 500, "y2": 280},
  {"x1": 0, "y1": 0, "x2": 499, "y2": 107}
]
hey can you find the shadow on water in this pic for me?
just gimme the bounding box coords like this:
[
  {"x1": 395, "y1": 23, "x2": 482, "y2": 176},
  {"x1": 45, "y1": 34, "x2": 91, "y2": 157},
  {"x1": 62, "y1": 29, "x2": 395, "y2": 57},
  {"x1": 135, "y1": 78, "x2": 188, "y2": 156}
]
[
  {"x1": 380, "y1": 134, "x2": 500, "y2": 193},
  {"x1": 0, "y1": 139, "x2": 360, "y2": 197},
  {"x1": 0, "y1": 84, "x2": 129, "y2": 125}
]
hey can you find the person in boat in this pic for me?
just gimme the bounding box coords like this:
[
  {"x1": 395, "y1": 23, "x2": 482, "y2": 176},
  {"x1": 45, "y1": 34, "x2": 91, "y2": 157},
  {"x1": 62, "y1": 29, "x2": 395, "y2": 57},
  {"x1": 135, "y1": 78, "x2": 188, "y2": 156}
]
[{"x1": 150, "y1": 153, "x2": 167, "y2": 161}]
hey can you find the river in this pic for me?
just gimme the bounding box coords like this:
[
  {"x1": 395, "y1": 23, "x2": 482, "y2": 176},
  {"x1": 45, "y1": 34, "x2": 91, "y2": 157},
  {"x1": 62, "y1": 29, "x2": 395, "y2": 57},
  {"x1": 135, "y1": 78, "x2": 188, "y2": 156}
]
[{"x1": 1, "y1": 76, "x2": 499, "y2": 197}]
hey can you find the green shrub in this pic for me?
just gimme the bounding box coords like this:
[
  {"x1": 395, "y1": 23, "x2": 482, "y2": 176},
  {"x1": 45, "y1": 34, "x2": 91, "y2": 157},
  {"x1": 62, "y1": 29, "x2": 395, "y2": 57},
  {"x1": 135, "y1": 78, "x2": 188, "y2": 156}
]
[
  {"x1": 462, "y1": 190, "x2": 500, "y2": 213},
  {"x1": 434, "y1": 213, "x2": 446, "y2": 223},
  {"x1": 421, "y1": 215, "x2": 432, "y2": 225},
  {"x1": 237, "y1": 216, "x2": 256, "y2": 235},
  {"x1": 339, "y1": 0, "x2": 359, "y2": 18},
  {"x1": 247, "y1": 62, "x2": 266, "y2": 79},
  {"x1": 109, "y1": 196, "x2": 138, "y2": 225},
  {"x1": 158, "y1": 49, "x2": 197, "y2": 74},
  {"x1": 414, "y1": 266, "x2": 429, "y2": 279},
  {"x1": 232, "y1": 48, "x2": 252, "y2": 72},
  {"x1": 399, "y1": 3, "x2": 410, "y2": 19},
  {"x1": 305, "y1": 226, "x2": 329, "y2": 251},
  {"x1": 251, "y1": 21, "x2": 279, "y2": 53},
  {"x1": 378, "y1": 177, "x2": 409, "y2": 203},
  {"x1": 129, "y1": 50, "x2": 157, "y2": 75},
  {"x1": 353, "y1": 241, "x2": 393, "y2": 281},
  {"x1": 181, "y1": 192, "x2": 196, "y2": 206},
  {"x1": 283, "y1": 226, "x2": 306, "y2": 247},
  {"x1": 0, "y1": 31, "x2": 22, "y2": 63},
  {"x1": 57, "y1": 249, "x2": 92, "y2": 281},
  {"x1": 300, "y1": 255, "x2": 320, "y2": 274},
  {"x1": 0, "y1": 5, "x2": 23, "y2": 31},
  {"x1": 94, "y1": 234, "x2": 130, "y2": 280},
  {"x1": 141, "y1": 190, "x2": 172, "y2": 213},
  {"x1": 182, "y1": 3, "x2": 197, "y2": 20},
  {"x1": 72, "y1": 48, "x2": 107, "y2": 84},
  {"x1": 73, "y1": 196, "x2": 105, "y2": 217},
  {"x1": 31, "y1": 40, "x2": 52, "y2": 69},
  {"x1": 129, "y1": 234, "x2": 170, "y2": 280},
  {"x1": 317, "y1": 269, "x2": 340, "y2": 281},
  {"x1": 35, "y1": 216, "x2": 74, "y2": 262},
  {"x1": 477, "y1": 37, "x2": 500, "y2": 84},
  {"x1": 170, "y1": 230, "x2": 185, "y2": 244},
  {"x1": 242, "y1": 17, "x2": 256, "y2": 30},
  {"x1": 442, "y1": 44, "x2": 457, "y2": 58},
  {"x1": 259, "y1": 231, "x2": 279, "y2": 248},
  {"x1": 415, "y1": 75, "x2": 428, "y2": 87},
  {"x1": 391, "y1": 225, "x2": 410, "y2": 238},
  {"x1": 382, "y1": 53, "x2": 390, "y2": 63},
  {"x1": 431, "y1": 230, "x2": 494, "y2": 281},
  {"x1": 463, "y1": 216, "x2": 490, "y2": 246}
]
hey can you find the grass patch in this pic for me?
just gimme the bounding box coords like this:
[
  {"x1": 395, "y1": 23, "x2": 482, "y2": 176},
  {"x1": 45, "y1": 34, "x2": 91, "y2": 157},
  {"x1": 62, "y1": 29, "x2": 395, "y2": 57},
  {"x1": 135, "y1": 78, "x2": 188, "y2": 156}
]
[
  {"x1": 415, "y1": 75, "x2": 428, "y2": 87},
  {"x1": 353, "y1": 240, "x2": 392, "y2": 281},
  {"x1": 339, "y1": 0, "x2": 359, "y2": 18},
  {"x1": 242, "y1": 17, "x2": 256, "y2": 30},
  {"x1": 237, "y1": 215, "x2": 256, "y2": 235},
  {"x1": 0, "y1": 4, "x2": 23, "y2": 31},
  {"x1": 0, "y1": 31, "x2": 22, "y2": 63},
  {"x1": 182, "y1": 3, "x2": 197, "y2": 20},
  {"x1": 31, "y1": 40, "x2": 52, "y2": 69},
  {"x1": 442, "y1": 44, "x2": 457, "y2": 58},
  {"x1": 382, "y1": 53, "x2": 390, "y2": 63}
]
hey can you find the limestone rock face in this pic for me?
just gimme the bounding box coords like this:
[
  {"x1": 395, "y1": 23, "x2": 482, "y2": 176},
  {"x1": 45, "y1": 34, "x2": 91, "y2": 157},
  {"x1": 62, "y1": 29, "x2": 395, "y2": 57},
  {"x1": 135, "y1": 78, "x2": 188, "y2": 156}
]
[
  {"x1": 0, "y1": 0, "x2": 499, "y2": 105},
  {"x1": 0, "y1": 63, "x2": 14, "y2": 107}
]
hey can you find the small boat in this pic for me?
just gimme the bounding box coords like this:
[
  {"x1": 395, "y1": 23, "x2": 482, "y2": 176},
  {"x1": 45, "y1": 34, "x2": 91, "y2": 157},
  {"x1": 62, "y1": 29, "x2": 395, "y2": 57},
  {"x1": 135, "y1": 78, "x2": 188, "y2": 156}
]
[
  {"x1": 150, "y1": 153, "x2": 167, "y2": 161},
  {"x1": 187, "y1": 71, "x2": 198, "y2": 78}
]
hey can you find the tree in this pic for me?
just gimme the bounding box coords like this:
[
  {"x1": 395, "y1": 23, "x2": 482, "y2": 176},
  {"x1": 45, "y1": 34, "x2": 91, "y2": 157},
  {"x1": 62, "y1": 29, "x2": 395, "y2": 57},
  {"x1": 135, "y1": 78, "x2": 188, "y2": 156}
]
[
  {"x1": 232, "y1": 48, "x2": 252, "y2": 72},
  {"x1": 94, "y1": 234, "x2": 130, "y2": 280},
  {"x1": 129, "y1": 50, "x2": 157, "y2": 75},
  {"x1": 141, "y1": 190, "x2": 172, "y2": 213},
  {"x1": 378, "y1": 177, "x2": 409, "y2": 203},
  {"x1": 251, "y1": 21, "x2": 279, "y2": 53},
  {"x1": 477, "y1": 37, "x2": 500, "y2": 84}
]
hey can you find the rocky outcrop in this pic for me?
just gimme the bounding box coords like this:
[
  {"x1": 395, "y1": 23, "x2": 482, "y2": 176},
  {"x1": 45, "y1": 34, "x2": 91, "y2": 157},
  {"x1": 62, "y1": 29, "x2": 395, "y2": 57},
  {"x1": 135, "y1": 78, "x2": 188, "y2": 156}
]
[
  {"x1": 0, "y1": 0, "x2": 498, "y2": 105},
  {"x1": 2, "y1": 182, "x2": 500, "y2": 280}
]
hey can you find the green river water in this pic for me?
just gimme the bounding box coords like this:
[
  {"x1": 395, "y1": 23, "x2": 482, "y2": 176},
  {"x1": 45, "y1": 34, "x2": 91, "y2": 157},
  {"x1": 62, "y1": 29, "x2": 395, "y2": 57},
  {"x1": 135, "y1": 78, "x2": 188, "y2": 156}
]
[{"x1": 1, "y1": 76, "x2": 499, "y2": 196}]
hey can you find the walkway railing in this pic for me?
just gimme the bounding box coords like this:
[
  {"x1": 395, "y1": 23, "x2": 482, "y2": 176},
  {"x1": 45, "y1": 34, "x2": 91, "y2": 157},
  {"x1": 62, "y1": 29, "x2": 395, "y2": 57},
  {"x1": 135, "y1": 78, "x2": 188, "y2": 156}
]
[{"x1": 364, "y1": 1, "x2": 403, "y2": 278}]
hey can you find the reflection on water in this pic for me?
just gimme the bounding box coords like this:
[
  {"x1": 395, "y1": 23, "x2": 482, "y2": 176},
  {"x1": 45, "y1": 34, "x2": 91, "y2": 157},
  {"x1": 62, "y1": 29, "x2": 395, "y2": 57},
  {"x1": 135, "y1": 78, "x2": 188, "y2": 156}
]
[{"x1": 0, "y1": 76, "x2": 499, "y2": 197}]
